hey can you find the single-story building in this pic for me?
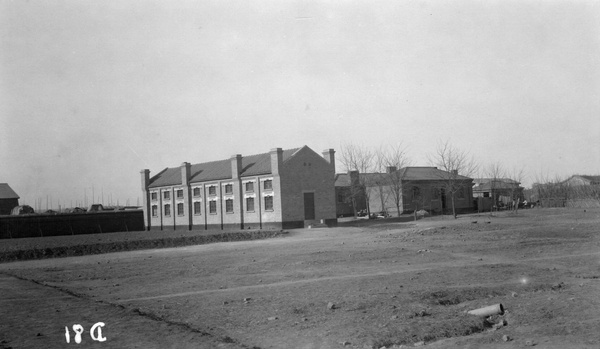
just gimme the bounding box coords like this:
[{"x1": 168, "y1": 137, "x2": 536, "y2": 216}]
[
  {"x1": 472, "y1": 178, "x2": 523, "y2": 211},
  {"x1": 335, "y1": 167, "x2": 474, "y2": 216},
  {"x1": 562, "y1": 175, "x2": 600, "y2": 187}
]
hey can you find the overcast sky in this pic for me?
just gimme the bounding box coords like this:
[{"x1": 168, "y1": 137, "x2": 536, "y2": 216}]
[{"x1": 1, "y1": 0, "x2": 599, "y2": 209}]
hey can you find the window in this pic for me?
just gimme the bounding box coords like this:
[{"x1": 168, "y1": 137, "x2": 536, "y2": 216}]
[
  {"x1": 194, "y1": 201, "x2": 201, "y2": 215},
  {"x1": 151, "y1": 192, "x2": 157, "y2": 201},
  {"x1": 176, "y1": 189, "x2": 183, "y2": 199},
  {"x1": 163, "y1": 191, "x2": 170, "y2": 200},
  {"x1": 264, "y1": 196, "x2": 273, "y2": 211},
  {"x1": 208, "y1": 186, "x2": 216, "y2": 196},
  {"x1": 458, "y1": 187, "x2": 466, "y2": 199},
  {"x1": 209, "y1": 201, "x2": 217, "y2": 214},
  {"x1": 245, "y1": 182, "x2": 254, "y2": 192},
  {"x1": 412, "y1": 187, "x2": 420, "y2": 200},
  {"x1": 246, "y1": 197, "x2": 255, "y2": 212},
  {"x1": 225, "y1": 184, "x2": 233, "y2": 194},
  {"x1": 151, "y1": 205, "x2": 158, "y2": 217},
  {"x1": 225, "y1": 199, "x2": 234, "y2": 213},
  {"x1": 193, "y1": 187, "x2": 201, "y2": 197},
  {"x1": 337, "y1": 192, "x2": 345, "y2": 203},
  {"x1": 264, "y1": 179, "x2": 272, "y2": 190},
  {"x1": 431, "y1": 188, "x2": 439, "y2": 199},
  {"x1": 483, "y1": 192, "x2": 490, "y2": 198},
  {"x1": 164, "y1": 204, "x2": 171, "y2": 216},
  {"x1": 177, "y1": 203, "x2": 184, "y2": 216}
]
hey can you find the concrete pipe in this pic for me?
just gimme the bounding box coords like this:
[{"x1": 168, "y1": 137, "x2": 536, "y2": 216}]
[{"x1": 467, "y1": 303, "x2": 504, "y2": 317}]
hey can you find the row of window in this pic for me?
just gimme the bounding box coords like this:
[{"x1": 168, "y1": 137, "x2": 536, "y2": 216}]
[
  {"x1": 151, "y1": 180, "x2": 273, "y2": 201},
  {"x1": 151, "y1": 196, "x2": 274, "y2": 217}
]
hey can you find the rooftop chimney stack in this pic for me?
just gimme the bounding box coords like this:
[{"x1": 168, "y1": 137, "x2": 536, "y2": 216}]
[
  {"x1": 140, "y1": 169, "x2": 150, "y2": 191},
  {"x1": 231, "y1": 154, "x2": 243, "y2": 179},
  {"x1": 322, "y1": 148, "x2": 336, "y2": 173},
  {"x1": 270, "y1": 148, "x2": 283, "y2": 175},
  {"x1": 349, "y1": 170, "x2": 360, "y2": 186},
  {"x1": 181, "y1": 162, "x2": 191, "y2": 185}
]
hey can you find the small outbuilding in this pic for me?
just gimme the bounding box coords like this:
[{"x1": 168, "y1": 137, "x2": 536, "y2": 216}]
[{"x1": 0, "y1": 183, "x2": 19, "y2": 215}]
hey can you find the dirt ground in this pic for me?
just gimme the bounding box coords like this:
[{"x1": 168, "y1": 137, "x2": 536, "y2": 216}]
[{"x1": 1, "y1": 208, "x2": 600, "y2": 349}]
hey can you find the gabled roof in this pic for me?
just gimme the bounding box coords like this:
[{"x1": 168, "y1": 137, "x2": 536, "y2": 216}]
[
  {"x1": 0, "y1": 183, "x2": 19, "y2": 199},
  {"x1": 473, "y1": 178, "x2": 520, "y2": 185},
  {"x1": 334, "y1": 173, "x2": 351, "y2": 187},
  {"x1": 473, "y1": 181, "x2": 521, "y2": 191},
  {"x1": 397, "y1": 167, "x2": 472, "y2": 181},
  {"x1": 567, "y1": 175, "x2": 600, "y2": 183},
  {"x1": 148, "y1": 147, "x2": 301, "y2": 188},
  {"x1": 335, "y1": 167, "x2": 473, "y2": 187}
]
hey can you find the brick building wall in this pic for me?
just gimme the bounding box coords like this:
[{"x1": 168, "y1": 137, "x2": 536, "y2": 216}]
[
  {"x1": 0, "y1": 199, "x2": 19, "y2": 216},
  {"x1": 141, "y1": 146, "x2": 336, "y2": 231},
  {"x1": 280, "y1": 147, "x2": 336, "y2": 227}
]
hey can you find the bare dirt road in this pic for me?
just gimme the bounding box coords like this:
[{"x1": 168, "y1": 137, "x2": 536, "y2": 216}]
[{"x1": 1, "y1": 208, "x2": 599, "y2": 348}]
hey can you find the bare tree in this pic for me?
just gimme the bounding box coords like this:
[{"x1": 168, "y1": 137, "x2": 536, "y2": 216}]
[
  {"x1": 338, "y1": 143, "x2": 375, "y2": 216},
  {"x1": 428, "y1": 140, "x2": 479, "y2": 219},
  {"x1": 507, "y1": 167, "x2": 525, "y2": 212},
  {"x1": 486, "y1": 162, "x2": 506, "y2": 213},
  {"x1": 371, "y1": 147, "x2": 390, "y2": 215},
  {"x1": 382, "y1": 143, "x2": 411, "y2": 216}
]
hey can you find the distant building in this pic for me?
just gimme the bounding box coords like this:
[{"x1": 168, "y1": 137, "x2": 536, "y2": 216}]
[
  {"x1": 335, "y1": 167, "x2": 474, "y2": 216},
  {"x1": 562, "y1": 175, "x2": 600, "y2": 187},
  {"x1": 0, "y1": 183, "x2": 19, "y2": 215},
  {"x1": 472, "y1": 178, "x2": 524, "y2": 209},
  {"x1": 334, "y1": 171, "x2": 366, "y2": 217},
  {"x1": 140, "y1": 146, "x2": 337, "y2": 231}
]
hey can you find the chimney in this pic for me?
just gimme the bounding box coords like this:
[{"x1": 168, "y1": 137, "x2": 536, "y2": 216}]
[
  {"x1": 270, "y1": 148, "x2": 283, "y2": 175},
  {"x1": 140, "y1": 169, "x2": 150, "y2": 191},
  {"x1": 181, "y1": 162, "x2": 191, "y2": 185},
  {"x1": 231, "y1": 154, "x2": 243, "y2": 179},
  {"x1": 386, "y1": 166, "x2": 397, "y2": 174},
  {"x1": 349, "y1": 170, "x2": 360, "y2": 186},
  {"x1": 322, "y1": 148, "x2": 335, "y2": 173}
]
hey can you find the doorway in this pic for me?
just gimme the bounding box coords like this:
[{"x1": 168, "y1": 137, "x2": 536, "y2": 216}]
[{"x1": 304, "y1": 192, "x2": 315, "y2": 220}]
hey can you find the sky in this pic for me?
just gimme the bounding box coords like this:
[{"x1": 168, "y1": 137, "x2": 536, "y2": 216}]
[{"x1": 1, "y1": 0, "x2": 599, "y2": 209}]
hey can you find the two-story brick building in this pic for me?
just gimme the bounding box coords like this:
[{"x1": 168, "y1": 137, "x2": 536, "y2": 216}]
[{"x1": 140, "y1": 146, "x2": 337, "y2": 231}]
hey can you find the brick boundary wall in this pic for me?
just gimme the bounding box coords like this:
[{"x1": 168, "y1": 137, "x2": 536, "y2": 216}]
[{"x1": 0, "y1": 210, "x2": 144, "y2": 239}]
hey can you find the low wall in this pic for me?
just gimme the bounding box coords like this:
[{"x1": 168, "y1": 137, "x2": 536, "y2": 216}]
[
  {"x1": 566, "y1": 199, "x2": 600, "y2": 208},
  {"x1": 0, "y1": 210, "x2": 144, "y2": 239}
]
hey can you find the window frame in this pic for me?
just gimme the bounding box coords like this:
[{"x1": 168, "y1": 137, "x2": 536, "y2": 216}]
[
  {"x1": 225, "y1": 184, "x2": 233, "y2": 194},
  {"x1": 151, "y1": 205, "x2": 158, "y2": 217},
  {"x1": 164, "y1": 204, "x2": 171, "y2": 216},
  {"x1": 176, "y1": 189, "x2": 184, "y2": 199},
  {"x1": 246, "y1": 197, "x2": 255, "y2": 212},
  {"x1": 225, "y1": 198, "x2": 234, "y2": 213},
  {"x1": 264, "y1": 196, "x2": 274, "y2": 211},
  {"x1": 264, "y1": 179, "x2": 273, "y2": 190},
  {"x1": 193, "y1": 187, "x2": 201, "y2": 197},
  {"x1": 193, "y1": 201, "x2": 202, "y2": 215},
  {"x1": 163, "y1": 191, "x2": 170, "y2": 200},
  {"x1": 245, "y1": 182, "x2": 254, "y2": 192},
  {"x1": 209, "y1": 200, "x2": 217, "y2": 214},
  {"x1": 208, "y1": 186, "x2": 216, "y2": 196},
  {"x1": 177, "y1": 202, "x2": 184, "y2": 216}
]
